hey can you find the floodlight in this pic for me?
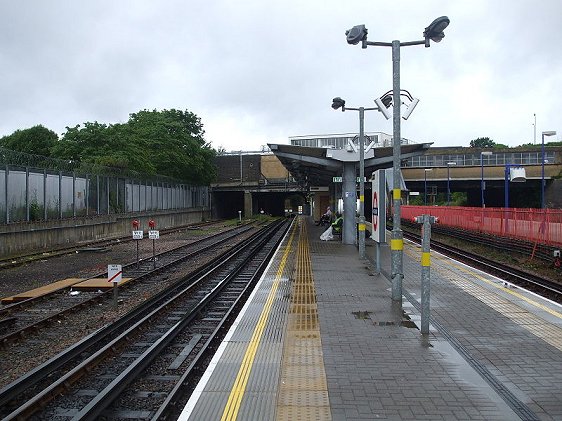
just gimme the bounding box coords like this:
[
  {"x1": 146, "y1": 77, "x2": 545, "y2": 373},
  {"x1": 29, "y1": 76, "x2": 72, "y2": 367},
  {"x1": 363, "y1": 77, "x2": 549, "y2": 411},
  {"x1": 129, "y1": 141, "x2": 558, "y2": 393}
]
[
  {"x1": 346, "y1": 139, "x2": 357, "y2": 152},
  {"x1": 402, "y1": 98, "x2": 419, "y2": 120},
  {"x1": 423, "y1": 16, "x2": 450, "y2": 43},
  {"x1": 331, "y1": 97, "x2": 346, "y2": 110},
  {"x1": 346, "y1": 25, "x2": 367, "y2": 45},
  {"x1": 374, "y1": 97, "x2": 391, "y2": 120},
  {"x1": 381, "y1": 95, "x2": 393, "y2": 108}
]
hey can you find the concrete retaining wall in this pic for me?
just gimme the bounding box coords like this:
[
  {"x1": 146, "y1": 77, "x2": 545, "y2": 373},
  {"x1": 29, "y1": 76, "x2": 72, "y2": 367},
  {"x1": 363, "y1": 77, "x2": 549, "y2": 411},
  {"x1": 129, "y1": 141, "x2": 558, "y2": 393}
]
[{"x1": 0, "y1": 208, "x2": 210, "y2": 259}]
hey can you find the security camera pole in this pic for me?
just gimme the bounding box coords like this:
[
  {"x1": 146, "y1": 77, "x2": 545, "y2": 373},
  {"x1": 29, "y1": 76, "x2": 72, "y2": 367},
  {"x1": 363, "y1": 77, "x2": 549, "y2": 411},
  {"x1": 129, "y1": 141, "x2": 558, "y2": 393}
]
[{"x1": 345, "y1": 16, "x2": 450, "y2": 302}]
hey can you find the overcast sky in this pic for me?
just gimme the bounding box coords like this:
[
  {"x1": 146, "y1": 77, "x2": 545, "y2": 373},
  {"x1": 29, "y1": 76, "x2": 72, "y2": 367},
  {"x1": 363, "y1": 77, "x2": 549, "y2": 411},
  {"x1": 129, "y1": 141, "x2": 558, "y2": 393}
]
[{"x1": 1, "y1": 1, "x2": 560, "y2": 152}]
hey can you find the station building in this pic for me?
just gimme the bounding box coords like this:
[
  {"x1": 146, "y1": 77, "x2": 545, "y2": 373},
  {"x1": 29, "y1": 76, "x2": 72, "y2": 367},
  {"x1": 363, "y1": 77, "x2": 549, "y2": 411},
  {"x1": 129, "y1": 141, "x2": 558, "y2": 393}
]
[{"x1": 211, "y1": 133, "x2": 562, "y2": 220}]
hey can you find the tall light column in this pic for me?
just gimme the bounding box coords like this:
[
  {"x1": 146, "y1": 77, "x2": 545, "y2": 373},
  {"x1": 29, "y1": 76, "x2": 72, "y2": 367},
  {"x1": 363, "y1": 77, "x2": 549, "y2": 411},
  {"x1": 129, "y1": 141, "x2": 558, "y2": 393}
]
[
  {"x1": 345, "y1": 16, "x2": 450, "y2": 302},
  {"x1": 446, "y1": 162, "x2": 456, "y2": 205},
  {"x1": 533, "y1": 113, "x2": 536, "y2": 145},
  {"x1": 358, "y1": 107, "x2": 366, "y2": 258},
  {"x1": 331, "y1": 97, "x2": 381, "y2": 259},
  {"x1": 541, "y1": 130, "x2": 556, "y2": 208},
  {"x1": 424, "y1": 168, "x2": 432, "y2": 205},
  {"x1": 480, "y1": 151, "x2": 492, "y2": 207}
]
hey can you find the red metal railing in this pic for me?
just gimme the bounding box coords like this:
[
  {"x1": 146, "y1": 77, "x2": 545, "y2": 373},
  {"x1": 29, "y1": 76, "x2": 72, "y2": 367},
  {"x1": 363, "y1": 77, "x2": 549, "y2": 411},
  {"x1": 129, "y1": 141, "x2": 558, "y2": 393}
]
[{"x1": 401, "y1": 206, "x2": 562, "y2": 248}]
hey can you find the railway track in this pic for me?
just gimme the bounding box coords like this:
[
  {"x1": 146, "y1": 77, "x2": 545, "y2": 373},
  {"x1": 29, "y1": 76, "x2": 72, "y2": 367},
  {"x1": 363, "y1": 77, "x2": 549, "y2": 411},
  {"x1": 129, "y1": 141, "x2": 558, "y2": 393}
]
[
  {"x1": 402, "y1": 230, "x2": 562, "y2": 303},
  {"x1": 0, "y1": 220, "x2": 225, "y2": 270},
  {"x1": 0, "y1": 218, "x2": 291, "y2": 420},
  {"x1": 0, "y1": 223, "x2": 255, "y2": 347}
]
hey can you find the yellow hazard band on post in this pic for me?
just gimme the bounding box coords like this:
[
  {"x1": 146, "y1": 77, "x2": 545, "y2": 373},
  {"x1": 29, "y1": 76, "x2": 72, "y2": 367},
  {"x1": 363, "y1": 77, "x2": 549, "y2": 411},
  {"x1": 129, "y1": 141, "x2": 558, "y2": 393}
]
[
  {"x1": 391, "y1": 239, "x2": 403, "y2": 250},
  {"x1": 421, "y1": 252, "x2": 431, "y2": 267},
  {"x1": 393, "y1": 189, "x2": 401, "y2": 200},
  {"x1": 358, "y1": 223, "x2": 365, "y2": 231},
  {"x1": 360, "y1": 194, "x2": 364, "y2": 202}
]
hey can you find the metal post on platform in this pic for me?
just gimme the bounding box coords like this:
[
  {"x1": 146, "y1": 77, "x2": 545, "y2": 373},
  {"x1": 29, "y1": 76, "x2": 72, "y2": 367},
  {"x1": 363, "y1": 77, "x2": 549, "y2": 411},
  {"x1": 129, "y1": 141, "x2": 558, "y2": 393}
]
[
  {"x1": 420, "y1": 215, "x2": 431, "y2": 334},
  {"x1": 414, "y1": 214, "x2": 435, "y2": 334}
]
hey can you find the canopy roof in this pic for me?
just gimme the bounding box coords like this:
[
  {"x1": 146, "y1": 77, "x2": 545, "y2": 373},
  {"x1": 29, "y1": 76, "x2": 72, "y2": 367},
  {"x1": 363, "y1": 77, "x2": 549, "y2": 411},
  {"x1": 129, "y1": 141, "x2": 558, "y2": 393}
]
[{"x1": 268, "y1": 142, "x2": 431, "y2": 187}]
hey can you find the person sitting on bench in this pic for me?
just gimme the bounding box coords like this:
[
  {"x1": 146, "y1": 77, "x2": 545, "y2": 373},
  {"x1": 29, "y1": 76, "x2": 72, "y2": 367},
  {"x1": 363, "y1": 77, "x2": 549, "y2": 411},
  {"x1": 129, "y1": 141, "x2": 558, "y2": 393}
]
[{"x1": 332, "y1": 212, "x2": 343, "y2": 235}]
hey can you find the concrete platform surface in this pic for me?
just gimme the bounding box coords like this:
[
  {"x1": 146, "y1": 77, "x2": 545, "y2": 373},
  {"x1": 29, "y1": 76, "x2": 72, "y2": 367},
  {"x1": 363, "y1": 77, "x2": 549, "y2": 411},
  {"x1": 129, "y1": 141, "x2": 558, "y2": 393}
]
[{"x1": 180, "y1": 216, "x2": 562, "y2": 421}]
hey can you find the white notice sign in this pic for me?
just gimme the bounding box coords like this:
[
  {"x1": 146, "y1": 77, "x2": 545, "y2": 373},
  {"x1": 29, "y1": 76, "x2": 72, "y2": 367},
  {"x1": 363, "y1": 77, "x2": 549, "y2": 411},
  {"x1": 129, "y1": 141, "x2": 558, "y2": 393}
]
[
  {"x1": 108, "y1": 264, "x2": 123, "y2": 283},
  {"x1": 132, "y1": 230, "x2": 143, "y2": 240},
  {"x1": 148, "y1": 230, "x2": 160, "y2": 239}
]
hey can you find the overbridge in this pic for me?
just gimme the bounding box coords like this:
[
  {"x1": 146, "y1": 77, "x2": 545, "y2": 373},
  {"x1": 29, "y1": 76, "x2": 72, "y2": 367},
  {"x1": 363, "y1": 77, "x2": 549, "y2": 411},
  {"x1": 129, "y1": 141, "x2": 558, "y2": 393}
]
[{"x1": 211, "y1": 142, "x2": 562, "y2": 222}]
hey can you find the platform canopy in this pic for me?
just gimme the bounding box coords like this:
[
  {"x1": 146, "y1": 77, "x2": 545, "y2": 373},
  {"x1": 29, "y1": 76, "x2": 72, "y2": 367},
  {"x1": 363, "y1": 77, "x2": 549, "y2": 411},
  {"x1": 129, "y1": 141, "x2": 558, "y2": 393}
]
[{"x1": 268, "y1": 142, "x2": 432, "y2": 188}]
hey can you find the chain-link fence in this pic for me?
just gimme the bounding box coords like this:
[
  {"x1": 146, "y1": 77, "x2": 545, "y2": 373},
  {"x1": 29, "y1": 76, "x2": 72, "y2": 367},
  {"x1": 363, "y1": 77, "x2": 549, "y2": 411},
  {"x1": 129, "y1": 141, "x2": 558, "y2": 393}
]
[{"x1": 0, "y1": 148, "x2": 209, "y2": 224}]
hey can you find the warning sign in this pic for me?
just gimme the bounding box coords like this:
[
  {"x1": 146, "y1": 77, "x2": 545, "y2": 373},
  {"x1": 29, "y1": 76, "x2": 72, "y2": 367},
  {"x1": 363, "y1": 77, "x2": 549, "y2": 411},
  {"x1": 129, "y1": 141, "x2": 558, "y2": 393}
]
[
  {"x1": 108, "y1": 264, "x2": 123, "y2": 284},
  {"x1": 371, "y1": 170, "x2": 386, "y2": 243}
]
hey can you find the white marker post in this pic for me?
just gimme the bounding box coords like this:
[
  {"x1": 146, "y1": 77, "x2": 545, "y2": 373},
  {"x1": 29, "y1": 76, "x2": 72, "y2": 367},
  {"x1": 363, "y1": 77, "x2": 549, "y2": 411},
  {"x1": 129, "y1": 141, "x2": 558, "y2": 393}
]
[
  {"x1": 108, "y1": 264, "x2": 123, "y2": 308},
  {"x1": 148, "y1": 228, "x2": 159, "y2": 269},
  {"x1": 132, "y1": 219, "x2": 143, "y2": 268}
]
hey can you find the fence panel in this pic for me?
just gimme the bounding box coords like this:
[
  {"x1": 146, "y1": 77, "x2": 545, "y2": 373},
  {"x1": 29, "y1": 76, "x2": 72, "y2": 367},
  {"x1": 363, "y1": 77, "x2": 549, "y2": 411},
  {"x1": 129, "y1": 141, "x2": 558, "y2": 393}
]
[
  {"x1": 401, "y1": 205, "x2": 562, "y2": 247},
  {"x1": 0, "y1": 165, "x2": 210, "y2": 224}
]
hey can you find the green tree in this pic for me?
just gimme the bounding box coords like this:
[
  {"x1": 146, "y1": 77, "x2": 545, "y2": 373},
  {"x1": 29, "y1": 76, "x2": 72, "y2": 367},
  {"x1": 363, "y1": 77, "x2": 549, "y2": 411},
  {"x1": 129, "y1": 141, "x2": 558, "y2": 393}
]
[
  {"x1": 124, "y1": 109, "x2": 216, "y2": 184},
  {"x1": 50, "y1": 109, "x2": 216, "y2": 184},
  {"x1": 52, "y1": 121, "x2": 155, "y2": 174},
  {"x1": 469, "y1": 137, "x2": 495, "y2": 148},
  {"x1": 0, "y1": 125, "x2": 58, "y2": 156}
]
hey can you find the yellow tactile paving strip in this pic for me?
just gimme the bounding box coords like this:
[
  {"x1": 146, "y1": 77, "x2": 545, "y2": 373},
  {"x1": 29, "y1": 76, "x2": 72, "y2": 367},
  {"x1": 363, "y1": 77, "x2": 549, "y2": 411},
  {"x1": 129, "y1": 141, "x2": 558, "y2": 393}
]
[
  {"x1": 276, "y1": 217, "x2": 331, "y2": 421},
  {"x1": 405, "y1": 242, "x2": 562, "y2": 352}
]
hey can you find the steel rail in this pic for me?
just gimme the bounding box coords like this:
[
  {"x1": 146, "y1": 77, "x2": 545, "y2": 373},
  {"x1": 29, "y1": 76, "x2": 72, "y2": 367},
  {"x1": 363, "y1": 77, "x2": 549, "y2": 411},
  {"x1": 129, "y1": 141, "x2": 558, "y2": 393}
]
[
  {"x1": 0, "y1": 225, "x2": 255, "y2": 345},
  {"x1": 72, "y1": 219, "x2": 289, "y2": 420},
  {"x1": 0, "y1": 220, "x2": 286, "y2": 419},
  {"x1": 0, "y1": 219, "x2": 223, "y2": 270}
]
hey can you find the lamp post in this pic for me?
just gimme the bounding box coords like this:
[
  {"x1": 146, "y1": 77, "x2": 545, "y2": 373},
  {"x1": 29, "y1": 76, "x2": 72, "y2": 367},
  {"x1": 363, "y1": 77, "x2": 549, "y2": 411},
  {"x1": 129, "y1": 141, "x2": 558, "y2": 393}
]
[
  {"x1": 446, "y1": 162, "x2": 456, "y2": 206},
  {"x1": 541, "y1": 130, "x2": 556, "y2": 209},
  {"x1": 345, "y1": 16, "x2": 450, "y2": 302},
  {"x1": 480, "y1": 151, "x2": 493, "y2": 207},
  {"x1": 533, "y1": 113, "x2": 536, "y2": 145},
  {"x1": 331, "y1": 97, "x2": 382, "y2": 259},
  {"x1": 424, "y1": 168, "x2": 432, "y2": 205}
]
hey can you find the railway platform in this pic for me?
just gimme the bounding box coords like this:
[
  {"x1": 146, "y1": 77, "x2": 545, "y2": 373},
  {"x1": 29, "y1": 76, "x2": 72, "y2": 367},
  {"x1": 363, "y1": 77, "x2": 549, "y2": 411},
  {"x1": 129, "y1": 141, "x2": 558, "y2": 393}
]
[{"x1": 180, "y1": 216, "x2": 562, "y2": 421}]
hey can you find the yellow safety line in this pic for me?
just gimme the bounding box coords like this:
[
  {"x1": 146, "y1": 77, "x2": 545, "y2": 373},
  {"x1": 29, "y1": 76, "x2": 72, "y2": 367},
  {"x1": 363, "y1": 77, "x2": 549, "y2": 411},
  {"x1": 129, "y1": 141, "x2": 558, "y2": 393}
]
[
  {"x1": 446, "y1": 257, "x2": 562, "y2": 319},
  {"x1": 405, "y1": 244, "x2": 562, "y2": 319},
  {"x1": 220, "y1": 221, "x2": 298, "y2": 421}
]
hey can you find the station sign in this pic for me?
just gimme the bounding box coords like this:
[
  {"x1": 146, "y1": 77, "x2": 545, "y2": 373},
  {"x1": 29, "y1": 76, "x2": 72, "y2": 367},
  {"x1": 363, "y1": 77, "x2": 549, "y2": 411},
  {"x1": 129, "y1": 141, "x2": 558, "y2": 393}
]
[{"x1": 332, "y1": 176, "x2": 367, "y2": 183}]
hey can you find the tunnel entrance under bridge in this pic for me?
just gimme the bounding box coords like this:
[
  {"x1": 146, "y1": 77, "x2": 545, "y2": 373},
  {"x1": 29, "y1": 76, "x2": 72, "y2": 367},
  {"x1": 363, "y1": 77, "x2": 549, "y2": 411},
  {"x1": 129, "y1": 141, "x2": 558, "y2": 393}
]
[{"x1": 211, "y1": 190, "x2": 308, "y2": 219}]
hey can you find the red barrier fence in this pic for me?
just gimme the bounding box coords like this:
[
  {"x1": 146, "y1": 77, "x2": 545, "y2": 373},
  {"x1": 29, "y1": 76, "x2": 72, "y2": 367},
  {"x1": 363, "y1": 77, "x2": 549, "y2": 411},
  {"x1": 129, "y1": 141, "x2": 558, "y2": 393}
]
[{"x1": 401, "y1": 206, "x2": 562, "y2": 248}]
